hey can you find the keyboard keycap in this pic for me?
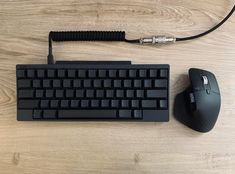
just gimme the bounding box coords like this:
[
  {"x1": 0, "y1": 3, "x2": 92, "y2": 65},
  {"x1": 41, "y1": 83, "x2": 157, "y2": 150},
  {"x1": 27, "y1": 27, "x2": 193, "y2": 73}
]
[
  {"x1": 78, "y1": 70, "x2": 86, "y2": 78},
  {"x1": 109, "y1": 70, "x2": 117, "y2": 78},
  {"x1": 17, "y1": 70, "x2": 25, "y2": 78},
  {"x1": 142, "y1": 100, "x2": 157, "y2": 108},
  {"x1": 86, "y1": 90, "x2": 94, "y2": 98},
  {"x1": 143, "y1": 110, "x2": 168, "y2": 121},
  {"x1": 93, "y1": 80, "x2": 102, "y2": 88},
  {"x1": 159, "y1": 69, "x2": 168, "y2": 78},
  {"x1": 81, "y1": 100, "x2": 89, "y2": 108},
  {"x1": 159, "y1": 99, "x2": 167, "y2": 109},
  {"x1": 63, "y1": 79, "x2": 71, "y2": 88},
  {"x1": 33, "y1": 80, "x2": 41, "y2": 88},
  {"x1": 136, "y1": 90, "x2": 144, "y2": 98},
  {"x1": 40, "y1": 100, "x2": 50, "y2": 108},
  {"x1": 71, "y1": 100, "x2": 79, "y2": 108},
  {"x1": 61, "y1": 100, "x2": 69, "y2": 108},
  {"x1": 146, "y1": 90, "x2": 167, "y2": 98},
  {"x1": 58, "y1": 70, "x2": 66, "y2": 78},
  {"x1": 126, "y1": 90, "x2": 134, "y2": 98},
  {"x1": 43, "y1": 110, "x2": 57, "y2": 119},
  {"x1": 118, "y1": 70, "x2": 127, "y2": 77},
  {"x1": 96, "y1": 90, "x2": 104, "y2": 98},
  {"x1": 114, "y1": 80, "x2": 122, "y2": 88},
  {"x1": 68, "y1": 70, "x2": 76, "y2": 78},
  {"x1": 91, "y1": 100, "x2": 99, "y2": 107},
  {"x1": 37, "y1": 70, "x2": 45, "y2": 78},
  {"x1": 88, "y1": 70, "x2": 96, "y2": 78},
  {"x1": 43, "y1": 80, "x2": 51, "y2": 88},
  {"x1": 121, "y1": 100, "x2": 129, "y2": 108},
  {"x1": 58, "y1": 110, "x2": 117, "y2": 119},
  {"x1": 76, "y1": 90, "x2": 84, "y2": 98},
  {"x1": 35, "y1": 89, "x2": 44, "y2": 98},
  {"x1": 66, "y1": 89, "x2": 74, "y2": 98},
  {"x1": 129, "y1": 70, "x2": 136, "y2": 78},
  {"x1": 144, "y1": 80, "x2": 152, "y2": 88},
  {"x1": 33, "y1": 109, "x2": 42, "y2": 119},
  {"x1": 47, "y1": 69, "x2": 55, "y2": 78},
  {"x1": 45, "y1": 89, "x2": 54, "y2": 98},
  {"x1": 154, "y1": 79, "x2": 167, "y2": 88},
  {"x1": 149, "y1": 69, "x2": 157, "y2": 77},
  {"x1": 17, "y1": 110, "x2": 33, "y2": 120},
  {"x1": 119, "y1": 110, "x2": 132, "y2": 118},
  {"x1": 116, "y1": 90, "x2": 124, "y2": 98},
  {"x1": 83, "y1": 80, "x2": 91, "y2": 88},
  {"x1": 18, "y1": 90, "x2": 34, "y2": 98},
  {"x1": 18, "y1": 79, "x2": 31, "y2": 88},
  {"x1": 18, "y1": 100, "x2": 39, "y2": 109},
  {"x1": 98, "y1": 70, "x2": 106, "y2": 77},
  {"x1": 139, "y1": 70, "x2": 147, "y2": 77},
  {"x1": 73, "y1": 80, "x2": 81, "y2": 88},
  {"x1": 134, "y1": 80, "x2": 142, "y2": 88},
  {"x1": 111, "y1": 100, "x2": 119, "y2": 108},
  {"x1": 124, "y1": 80, "x2": 132, "y2": 88},
  {"x1": 103, "y1": 80, "x2": 111, "y2": 88},
  {"x1": 53, "y1": 79, "x2": 61, "y2": 88},
  {"x1": 106, "y1": 90, "x2": 114, "y2": 98},
  {"x1": 50, "y1": 100, "x2": 59, "y2": 108},
  {"x1": 27, "y1": 70, "x2": 35, "y2": 78},
  {"x1": 131, "y1": 100, "x2": 139, "y2": 108},
  {"x1": 56, "y1": 90, "x2": 64, "y2": 98},
  {"x1": 101, "y1": 100, "x2": 110, "y2": 108},
  {"x1": 133, "y1": 110, "x2": 142, "y2": 119}
]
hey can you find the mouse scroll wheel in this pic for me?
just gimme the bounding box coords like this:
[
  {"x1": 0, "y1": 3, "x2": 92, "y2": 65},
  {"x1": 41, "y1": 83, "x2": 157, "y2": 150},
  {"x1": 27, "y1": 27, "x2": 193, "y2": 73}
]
[{"x1": 202, "y1": 76, "x2": 208, "y2": 85}]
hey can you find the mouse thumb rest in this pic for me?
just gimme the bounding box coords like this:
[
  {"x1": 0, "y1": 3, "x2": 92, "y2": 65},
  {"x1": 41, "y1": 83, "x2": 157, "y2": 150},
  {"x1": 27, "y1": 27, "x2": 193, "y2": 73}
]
[{"x1": 174, "y1": 88, "x2": 201, "y2": 131}]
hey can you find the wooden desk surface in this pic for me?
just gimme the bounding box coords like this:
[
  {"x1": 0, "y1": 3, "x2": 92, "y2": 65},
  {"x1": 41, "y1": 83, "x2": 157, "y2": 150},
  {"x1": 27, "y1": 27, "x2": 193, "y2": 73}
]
[{"x1": 0, "y1": 0, "x2": 235, "y2": 173}]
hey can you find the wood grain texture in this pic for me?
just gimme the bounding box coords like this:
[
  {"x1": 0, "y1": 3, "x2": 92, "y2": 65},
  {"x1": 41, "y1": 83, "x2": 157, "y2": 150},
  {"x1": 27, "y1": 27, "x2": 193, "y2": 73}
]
[{"x1": 1, "y1": 0, "x2": 235, "y2": 173}]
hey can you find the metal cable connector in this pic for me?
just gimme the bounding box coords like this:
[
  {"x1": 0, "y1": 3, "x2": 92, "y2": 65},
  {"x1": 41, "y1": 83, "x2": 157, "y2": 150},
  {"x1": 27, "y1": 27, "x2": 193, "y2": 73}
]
[{"x1": 139, "y1": 36, "x2": 176, "y2": 45}]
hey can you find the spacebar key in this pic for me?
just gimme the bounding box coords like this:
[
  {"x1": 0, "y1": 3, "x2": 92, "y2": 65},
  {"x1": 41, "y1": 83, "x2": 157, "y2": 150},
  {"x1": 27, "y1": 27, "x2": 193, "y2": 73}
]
[{"x1": 58, "y1": 110, "x2": 117, "y2": 119}]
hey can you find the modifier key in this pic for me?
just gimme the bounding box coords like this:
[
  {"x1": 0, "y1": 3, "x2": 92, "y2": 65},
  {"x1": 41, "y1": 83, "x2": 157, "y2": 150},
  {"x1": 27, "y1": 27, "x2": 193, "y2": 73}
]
[
  {"x1": 142, "y1": 100, "x2": 157, "y2": 108},
  {"x1": 17, "y1": 70, "x2": 26, "y2": 78},
  {"x1": 146, "y1": 90, "x2": 167, "y2": 98},
  {"x1": 17, "y1": 110, "x2": 33, "y2": 121},
  {"x1": 43, "y1": 110, "x2": 57, "y2": 119},
  {"x1": 18, "y1": 79, "x2": 31, "y2": 88},
  {"x1": 18, "y1": 90, "x2": 34, "y2": 98},
  {"x1": 133, "y1": 110, "x2": 142, "y2": 119},
  {"x1": 119, "y1": 110, "x2": 132, "y2": 118},
  {"x1": 143, "y1": 110, "x2": 169, "y2": 121},
  {"x1": 18, "y1": 100, "x2": 39, "y2": 109}
]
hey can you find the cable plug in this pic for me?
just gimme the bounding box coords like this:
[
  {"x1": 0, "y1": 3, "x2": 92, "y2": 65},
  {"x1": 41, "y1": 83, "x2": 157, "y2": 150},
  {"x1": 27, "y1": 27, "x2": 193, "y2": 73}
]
[{"x1": 139, "y1": 36, "x2": 176, "y2": 45}]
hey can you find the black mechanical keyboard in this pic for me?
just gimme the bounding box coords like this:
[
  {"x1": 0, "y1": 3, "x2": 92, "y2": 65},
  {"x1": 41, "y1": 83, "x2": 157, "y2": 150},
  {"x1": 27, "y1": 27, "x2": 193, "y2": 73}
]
[{"x1": 16, "y1": 61, "x2": 169, "y2": 121}]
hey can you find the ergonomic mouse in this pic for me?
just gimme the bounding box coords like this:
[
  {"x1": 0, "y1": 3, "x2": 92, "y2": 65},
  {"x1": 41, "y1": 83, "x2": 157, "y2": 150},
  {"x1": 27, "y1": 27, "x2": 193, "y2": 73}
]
[{"x1": 174, "y1": 68, "x2": 221, "y2": 133}]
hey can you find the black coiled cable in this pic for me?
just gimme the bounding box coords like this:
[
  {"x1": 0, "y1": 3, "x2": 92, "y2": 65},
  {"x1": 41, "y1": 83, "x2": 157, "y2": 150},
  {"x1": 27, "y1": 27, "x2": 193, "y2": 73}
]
[
  {"x1": 48, "y1": 31, "x2": 138, "y2": 64},
  {"x1": 50, "y1": 31, "x2": 126, "y2": 41}
]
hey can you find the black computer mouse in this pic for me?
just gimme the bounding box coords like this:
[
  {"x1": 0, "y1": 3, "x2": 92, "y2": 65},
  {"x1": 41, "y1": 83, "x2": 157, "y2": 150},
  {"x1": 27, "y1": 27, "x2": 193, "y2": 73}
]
[{"x1": 174, "y1": 68, "x2": 221, "y2": 133}]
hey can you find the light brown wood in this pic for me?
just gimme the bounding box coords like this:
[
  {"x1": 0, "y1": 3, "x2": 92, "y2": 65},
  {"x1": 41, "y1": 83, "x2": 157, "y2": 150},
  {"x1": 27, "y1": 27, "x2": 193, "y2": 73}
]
[{"x1": 1, "y1": 0, "x2": 235, "y2": 173}]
